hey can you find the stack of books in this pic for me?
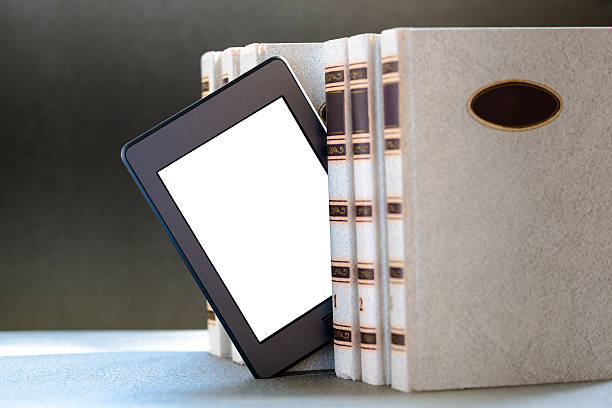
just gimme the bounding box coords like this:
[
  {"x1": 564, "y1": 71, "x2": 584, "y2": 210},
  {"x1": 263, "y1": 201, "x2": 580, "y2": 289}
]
[{"x1": 200, "y1": 27, "x2": 612, "y2": 391}]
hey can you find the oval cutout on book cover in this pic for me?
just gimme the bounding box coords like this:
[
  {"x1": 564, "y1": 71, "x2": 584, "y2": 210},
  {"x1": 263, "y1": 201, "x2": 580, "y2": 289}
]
[{"x1": 468, "y1": 79, "x2": 562, "y2": 131}]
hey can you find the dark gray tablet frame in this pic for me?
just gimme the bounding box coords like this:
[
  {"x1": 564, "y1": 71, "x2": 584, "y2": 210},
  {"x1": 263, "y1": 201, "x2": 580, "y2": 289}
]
[{"x1": 121, "y1": 57, "x2": 332, "y2": 379}]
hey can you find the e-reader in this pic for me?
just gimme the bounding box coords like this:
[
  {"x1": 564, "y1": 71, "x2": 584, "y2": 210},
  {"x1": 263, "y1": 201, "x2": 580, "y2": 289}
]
[{"x1": 121, "y1": 57, "x2": 332, "y2": 378}]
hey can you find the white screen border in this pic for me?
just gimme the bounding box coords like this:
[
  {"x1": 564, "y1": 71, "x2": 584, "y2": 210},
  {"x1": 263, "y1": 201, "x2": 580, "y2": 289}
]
[{"x1": 157, "y1": 97, "x2": 331, "y2": 343}]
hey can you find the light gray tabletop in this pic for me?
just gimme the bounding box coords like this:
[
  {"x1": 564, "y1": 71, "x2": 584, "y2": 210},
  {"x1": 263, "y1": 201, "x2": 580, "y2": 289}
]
[{"x1": 1, "y1": 330, "x2": 611, "y2": 407}]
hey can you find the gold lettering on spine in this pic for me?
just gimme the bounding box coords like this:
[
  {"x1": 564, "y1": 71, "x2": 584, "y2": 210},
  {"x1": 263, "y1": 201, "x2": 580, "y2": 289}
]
[
  {"x1": 357, "y1": 261, "x2": 375, "y2": 286},
  {"x1": 333, "y1": 323, "x2": 353, "y2": 348},
  {"x1": 360, "y1": 326, "x2": 377, "y2": 350},
  {"x1": 325, "y1": 70, "x2": 344, "y2": 84},
  {"x1": 391, "y1": 327, "x2": 406, "y2": 351},
  {"x1": 386, "y1": 197, "x2": 402, "y2": 220},
  {"x1": 329, "y1": 199, "x2": 349, "y2": 223},
  {"x1": 331, "y1": 259, "x2": 351, "y2": 283},
  {"x1": 355, "y1": 200, "x2": 374, "y2": 223},
  {"x1": 382, "y1": 60, "x2": 398, "y2": 74},
  {"x1": 327, "y1": 143, "x2": 346, "y2": 158},
  {"x1": 389, "y1": 260, "x2": 404, "y2": 284}
]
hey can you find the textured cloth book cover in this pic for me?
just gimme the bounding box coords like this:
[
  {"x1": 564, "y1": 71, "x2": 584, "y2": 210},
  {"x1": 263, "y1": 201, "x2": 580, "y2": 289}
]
[
  {"x1": 324, "y1": 37, "x2": 361, "y2": 381},
  {"x1": 200, "y1": 26, "x2": 612, "y2": 390},
  {"x1": 348, "y1": 33, "x2": 391, "y2": 386},
  {"x1": 379, "y1": 30, "x2": 409, "y2": 392},
  {"x1": 381, "y1": 26, "x2": 612, "y2": 392}
]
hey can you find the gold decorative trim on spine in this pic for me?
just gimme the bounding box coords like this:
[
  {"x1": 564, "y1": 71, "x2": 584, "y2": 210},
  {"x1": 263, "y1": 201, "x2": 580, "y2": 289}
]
[
  {"x1": 355, "y1": 200, "x2": 373, "y2": 223},
  {"x1": 386, "y1": 196, "x2": 402, "y2": 220},
  {"x1": 333, "y1": 323, "x2": 353, "y2": 348},
  {"x1": 389, "y1": 260, "x2": 404, "y2": 283},
  {"x1": 391, "y1": 327, "x2": 406, "y2": 351},
  {"x1": 352, "y1": 138, "x2": 371, "y2": 160},
  {"x1": 386, "y1": 197, "x2": 402, "y2": 218},
  {"x1": 329, "y1": 199, "x2": 348, "y2": 223},
  {"x1": 357, "y1": 261, "x2": 375, "y2": 285},
  {"x1": 360, "y1": 326, "x2": 377, "y2": 350},
  {"x1": 349, "y1": 66, "x2": 368, "y2": 83},
  {"x1": 331, "y1": 259, "x2": 351, "y2": 283},
  {"x1": 382, "y1": 60, "x2": 398, "y2": 74},
  {"x1": 325, "y1": 64, "x2": 345, "y2": 85},
  {"x1": 327, "y1": 143, "x2": 347, "y2": 161}
]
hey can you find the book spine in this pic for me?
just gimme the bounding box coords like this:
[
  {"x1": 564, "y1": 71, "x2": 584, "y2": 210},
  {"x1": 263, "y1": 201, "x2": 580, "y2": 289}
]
[
  {"x1": 348, "y1": 34, "x2": 389, "y2": 385},
  {"x1": 239, "y1": 43, "x2": 260, "y2": 74},
  {"x1": 324, "y1": 38, "x2": 361, "y2": 381},
  {"x1": 381, "y1": 29, "x2": 410, "y2": 392},
  {"x1": 373, "y1": 34, "x2": 392, "y2": 386},
  {"x1": 200, "y1": 56, "x2": 211, "y2": 99},
  {"x1": 221, "y1": 46, "x2": 246, "y2": 366},
  {"x1": 205, "y1": 302, "x2": 224, "y2": 356},
  {"x1": 200, "y1": 51, "x2": 232, "y2": 359}
]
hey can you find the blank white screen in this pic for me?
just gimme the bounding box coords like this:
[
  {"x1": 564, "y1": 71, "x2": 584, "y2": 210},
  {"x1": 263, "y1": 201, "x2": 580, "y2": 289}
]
[{"x1": 158, "y1": 98, "x2": 331, "y2": 342}]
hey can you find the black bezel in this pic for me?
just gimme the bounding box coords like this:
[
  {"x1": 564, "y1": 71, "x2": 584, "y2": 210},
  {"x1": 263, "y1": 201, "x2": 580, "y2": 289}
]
[{"x1": 121, "y1": 57, "x2": 332, "y2": 379}]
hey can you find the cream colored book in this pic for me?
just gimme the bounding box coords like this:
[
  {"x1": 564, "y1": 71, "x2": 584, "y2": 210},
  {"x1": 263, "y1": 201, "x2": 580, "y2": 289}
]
[
  {"x1": 323, "y1": 37, "x2": 361, "y2": 380},
  {"x1": 200, "y1": 51, "x2": 219, "y2": 99},
  {"x1": 379, "y1": 29, "x2": 409, "y2": 392},
  {"x1": 200, "y1": 50, "x2": 232, "y2": 359},
  {"x1": 348, "y1": 33, "x2": 390, "y2": 386},
  {"x1": 385, "y1": 26, "x2": 612, "y2": 392}
]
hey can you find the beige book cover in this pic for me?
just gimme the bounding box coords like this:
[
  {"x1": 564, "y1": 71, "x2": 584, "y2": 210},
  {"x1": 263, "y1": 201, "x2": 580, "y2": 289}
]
[
  {"x1": 324, "y1": 37, "x2": 361, "y2": 380},
  {"x1": 390, "y1": 27, "x2": 612, "y2": 391},
  {"x1": 379, "y1": 29, "x2": 410, "y2": 392},
  {"x1": 348, "y1": 33, "x2": 390, "y2": 386}
]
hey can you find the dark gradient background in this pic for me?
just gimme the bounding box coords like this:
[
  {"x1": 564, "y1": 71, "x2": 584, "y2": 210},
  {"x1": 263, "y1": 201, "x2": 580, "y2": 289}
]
[{"x1": 1, "y1": 0, "x2": 611, "y2": 329}]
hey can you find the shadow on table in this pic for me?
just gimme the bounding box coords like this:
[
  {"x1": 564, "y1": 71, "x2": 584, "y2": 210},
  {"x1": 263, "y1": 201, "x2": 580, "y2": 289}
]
[
  {"x1": 198, "y1": 360, "x2": 605, "y2": 406},
  {"x1": 1, "y1": 346, "x2": 608, "y2": 407}
]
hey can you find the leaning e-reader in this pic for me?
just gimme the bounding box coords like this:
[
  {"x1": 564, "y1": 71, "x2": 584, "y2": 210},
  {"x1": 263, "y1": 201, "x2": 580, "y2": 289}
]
[{"x1": 121, "y1": 57, "x2": 332, "y2": 379}]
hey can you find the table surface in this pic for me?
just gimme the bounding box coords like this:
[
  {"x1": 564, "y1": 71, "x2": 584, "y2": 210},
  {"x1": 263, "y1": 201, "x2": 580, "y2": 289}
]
[{"x1": 1, "y1": 330, "x2": 612, "y2": 407}]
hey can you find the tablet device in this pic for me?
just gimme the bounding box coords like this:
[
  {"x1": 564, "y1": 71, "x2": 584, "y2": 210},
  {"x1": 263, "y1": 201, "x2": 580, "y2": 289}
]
[{"x1": 121, "y1": 57, "x2": 332, "y2": 378}]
